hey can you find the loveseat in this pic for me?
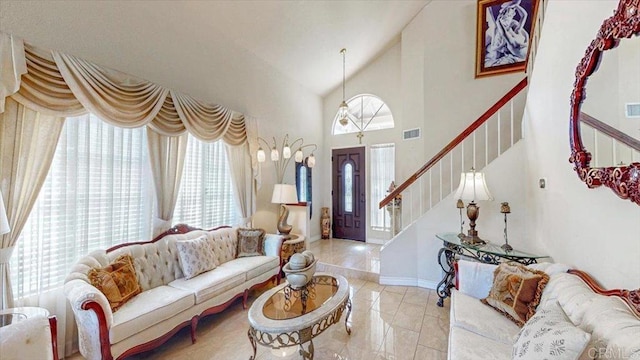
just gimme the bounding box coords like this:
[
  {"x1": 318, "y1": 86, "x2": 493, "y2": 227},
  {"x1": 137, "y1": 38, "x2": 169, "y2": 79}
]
[
  {"x1": 64, "y1": 224, "x2": 283, "y2": 360},
  {"x1": 448, "y1": 260, "x2": 640, "y2": 360}
]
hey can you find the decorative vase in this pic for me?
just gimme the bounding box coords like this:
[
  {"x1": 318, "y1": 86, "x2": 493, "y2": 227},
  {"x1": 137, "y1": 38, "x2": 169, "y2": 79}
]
[{"x1": 321, "y1": 207, "x2": 330, "y2": 239}]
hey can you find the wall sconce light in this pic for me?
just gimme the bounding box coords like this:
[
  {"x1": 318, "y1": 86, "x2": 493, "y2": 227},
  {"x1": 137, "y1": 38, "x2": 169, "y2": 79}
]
[
  {"x1": 454, "y1": 168, "x2": 493, "y2": 245},
  {"x1": 256, "y1": 134, "x2": 317, "y2": 183}
]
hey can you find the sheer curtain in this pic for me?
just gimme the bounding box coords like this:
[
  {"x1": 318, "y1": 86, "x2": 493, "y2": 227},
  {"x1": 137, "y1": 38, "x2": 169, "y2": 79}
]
[
  {"x1": 11, "y1": 113, "x2": 154, "y2": 356},
  {"x1": 370, "y1": 143, "x2": 395, "y2": 231},
  {"x1": 173, "y1": 134, "x2": 241, "y2": 229}
]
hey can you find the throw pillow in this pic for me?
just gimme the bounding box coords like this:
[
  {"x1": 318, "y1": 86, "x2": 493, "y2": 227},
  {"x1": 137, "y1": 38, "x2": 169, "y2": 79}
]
[
  {"x1": 236, "y1": 228, "x2": 266, "y2": 258},
  {"x1": 513, "y1": 301, "x2": 591, "y2": 360},
  {"x1": 482, "y1": 261, "x2": 549, "y2": 326},
  {"x1": 176, "y1": 235, "x2": 217, "y2": 279},
  {"x1": 88, "y1": 254, "x2": 142, "y2": 312}
]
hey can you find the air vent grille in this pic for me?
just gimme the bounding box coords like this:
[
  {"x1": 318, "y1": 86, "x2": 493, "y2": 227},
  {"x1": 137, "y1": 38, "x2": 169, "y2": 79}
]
[
  {"x1": 626, "y1": 103, "x2": 640, "y2": 118},
  {"x1": 403, "y1": 128, "x2": 421, "y2": 140}
]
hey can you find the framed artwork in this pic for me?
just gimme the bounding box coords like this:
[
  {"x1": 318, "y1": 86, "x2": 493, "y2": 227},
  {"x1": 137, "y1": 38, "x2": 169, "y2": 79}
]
[{"x1": 475, "y1": 0, "x2": 539, "y2": 78}]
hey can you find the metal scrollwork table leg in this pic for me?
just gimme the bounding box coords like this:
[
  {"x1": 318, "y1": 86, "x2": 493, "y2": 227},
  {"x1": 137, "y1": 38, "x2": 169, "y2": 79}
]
[
  {"x1": 436, "y1": 246, "x2": 457, "y2": 307},
  {"x1": 248, "y1": 328, "x2": 257, "y2": 360},
  {"x1": 344, "y1": 298, "x2": 352, "y2": 335}
]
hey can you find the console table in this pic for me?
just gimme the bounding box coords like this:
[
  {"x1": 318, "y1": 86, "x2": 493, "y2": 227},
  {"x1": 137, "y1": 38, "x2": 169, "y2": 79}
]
[{"x1": 435, "y1": 232, "x2": 549, "y2": 307}]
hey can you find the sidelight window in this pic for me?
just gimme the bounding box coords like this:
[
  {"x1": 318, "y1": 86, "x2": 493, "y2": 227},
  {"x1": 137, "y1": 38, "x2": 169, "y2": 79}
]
[{"x1": 344, "y1": 163, "x2": 353, "y2": 213}]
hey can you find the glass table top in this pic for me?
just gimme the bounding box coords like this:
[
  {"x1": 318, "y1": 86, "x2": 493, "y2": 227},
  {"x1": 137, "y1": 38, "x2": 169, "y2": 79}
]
[
  {"x1": 436, "y1": 232, "x2": 548, "y2": 259},
  {"x1": 263, "y1": 275, "x2": 339, "y2": 320}
]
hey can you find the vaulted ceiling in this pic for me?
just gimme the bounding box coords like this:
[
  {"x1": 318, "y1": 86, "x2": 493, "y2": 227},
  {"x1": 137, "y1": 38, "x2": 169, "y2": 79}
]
[{"x1": 0, "y1": 1, "x2": 429, "y2": 97}]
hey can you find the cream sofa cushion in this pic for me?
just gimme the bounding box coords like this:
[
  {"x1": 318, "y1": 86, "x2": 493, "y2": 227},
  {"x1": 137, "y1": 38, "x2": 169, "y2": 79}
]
[
  {"x1": 176, "y1": 235, "x2": 217, "y2": 279},
  {"x1": 448, "y1": 326, "x2": 511, "y2": 360},
  {"x1": 579, "y1": 296, "x2": 640, "y2": 360},
  {"x1": 110, "y1": 285, "x2": 194, "y2": 344},
  {"x1": 0, "y1": 315, "x2": 54, "y2": 360},
  {"x1": 512, "y1": 301, "x2": 591, "y2": 360},
  {"x1": 450, "y1": 289, "x2": 520, "y2": 345},
  {"x1": 217, "y1": 255, "x2": 280, "y2": 281},
  {"x1": 168, "y1": 265, "x2": 246, "y2": 305},
  {"x1": 540, "y1": 273, "x2": 597, "y2": 324}
]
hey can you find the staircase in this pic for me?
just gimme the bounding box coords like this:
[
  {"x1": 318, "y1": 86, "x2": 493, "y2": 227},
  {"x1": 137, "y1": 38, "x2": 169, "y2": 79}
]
[{"x1": 378, "y1": 0, "x2": 549, "y2": 287}]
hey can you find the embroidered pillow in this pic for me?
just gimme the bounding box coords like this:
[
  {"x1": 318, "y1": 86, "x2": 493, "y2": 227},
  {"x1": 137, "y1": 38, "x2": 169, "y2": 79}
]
[
  {"x1": 176, "y1": 235, "x2": 217, "y2": 279},
  {"x1": 481, "y1": 261, "x2": 549, "y2": 326},
  {"x1": 236, "y1": 228, "x2": 266, "y2": 258},
  {"x1": 513, "y1": 301, "x2": 591, "y2": 360},
  {"x1": 88, "y1": 254, "x2": 142, "y2": 312}
]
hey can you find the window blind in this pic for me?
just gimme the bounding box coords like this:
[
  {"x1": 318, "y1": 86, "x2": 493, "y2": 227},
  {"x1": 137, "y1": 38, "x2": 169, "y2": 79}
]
[
  {"x1": 172, "y1": 136, "x2": 240, "y2": 229},
  {"x1": 11, "y1": 114, "x2": 154, "y2": 297},
  {"x1": 370, "y1": 143, "x2": 395, "y2": 231}
]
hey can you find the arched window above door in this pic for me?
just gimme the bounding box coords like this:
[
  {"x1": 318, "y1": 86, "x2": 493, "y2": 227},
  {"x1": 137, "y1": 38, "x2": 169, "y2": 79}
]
[{"x1": 332, "y1": 94, "x2": 394, "y2": 135}]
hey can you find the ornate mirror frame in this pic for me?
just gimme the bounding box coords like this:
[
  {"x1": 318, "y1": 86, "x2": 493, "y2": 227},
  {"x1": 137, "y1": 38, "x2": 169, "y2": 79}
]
[{"x1": 569, "y1": 0, "x2": 640, "y2": 205}]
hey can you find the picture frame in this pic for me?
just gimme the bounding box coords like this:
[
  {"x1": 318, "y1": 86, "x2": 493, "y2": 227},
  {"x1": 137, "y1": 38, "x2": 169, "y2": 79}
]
[{"x1": 475, "y1": 0, "x2": 539, "y2": 78}]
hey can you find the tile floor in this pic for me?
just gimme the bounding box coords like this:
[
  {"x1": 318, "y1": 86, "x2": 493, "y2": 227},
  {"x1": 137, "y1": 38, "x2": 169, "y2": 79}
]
[
  {"x1": 68, "y1": 239, "x2": 450, "y2": 360},
  {"x1": 309, "y1": 238, "x2": 381, "y2": 274}
]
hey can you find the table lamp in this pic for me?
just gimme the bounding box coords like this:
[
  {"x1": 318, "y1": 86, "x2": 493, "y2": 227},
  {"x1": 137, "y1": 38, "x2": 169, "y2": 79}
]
[
  {"x1": 454, "y1": 169, "x2": 493, "y2": 245},
  {"x1": 271, "y1": 184, "x2": 298, "y2": 238}
]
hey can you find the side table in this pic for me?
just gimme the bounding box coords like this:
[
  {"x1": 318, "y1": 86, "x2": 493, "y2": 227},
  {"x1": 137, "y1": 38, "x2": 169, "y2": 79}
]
[
  {"x1": 435, "y1": 232, "x2": 549, "y2": 307},
  {"x1": 280, "y1": 234, "x2": 306, "y2": 277},
  {"x1": 0, "y1": 306, "x2": 50, "y2": 327}
]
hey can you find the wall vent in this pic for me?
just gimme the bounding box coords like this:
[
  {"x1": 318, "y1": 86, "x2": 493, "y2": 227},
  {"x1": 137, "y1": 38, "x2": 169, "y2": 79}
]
[
  {"x1": 626, "y1": 103, "x2": 640, "y2": 118},
  {"x1": 403, "y1": 128, "x2": 421, "y2": 140}
]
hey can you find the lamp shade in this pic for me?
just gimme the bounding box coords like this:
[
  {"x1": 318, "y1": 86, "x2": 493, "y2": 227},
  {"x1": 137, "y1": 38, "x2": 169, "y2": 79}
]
[
  {"x1": 0, "y1": 190, "x2": 10, "y2": 235},
  {"x1": 454, "y1": 171, "x2": 493, "y2": 202},
  {"x1": 271, "y1": 184, "x2": 299, "y2": 204}
]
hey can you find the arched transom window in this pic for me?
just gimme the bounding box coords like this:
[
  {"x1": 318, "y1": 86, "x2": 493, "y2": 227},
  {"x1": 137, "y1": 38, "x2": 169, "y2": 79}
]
[{"x1": 332, "y1": 94, "x2": 394, "y2": 135}]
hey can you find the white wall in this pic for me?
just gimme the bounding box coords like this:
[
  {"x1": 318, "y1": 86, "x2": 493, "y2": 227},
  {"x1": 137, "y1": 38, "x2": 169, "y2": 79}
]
[
  {"x1": 381, "y1": 141, "x2": 529, "y2": 287},
  {"x1": 322, "y1": 1, "x2": 526, "y2": 243},
  {"x1": 524, "y1": 0, "x2": 640, "y2": 289},
  {"x1": 322, "y1": 43, "x2": 403, "y2": 242},
  {"x1": 0, "y1": 1, "x2": 324, "y2": 239}
]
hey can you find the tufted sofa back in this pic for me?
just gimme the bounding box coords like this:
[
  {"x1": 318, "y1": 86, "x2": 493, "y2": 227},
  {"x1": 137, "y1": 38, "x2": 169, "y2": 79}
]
[
  {"x1": 540, "y1": 272, "x2": 640, "y2": 359},
  {"x1": 206, "y1": 227, "x2": 237, "y2": 265},
  {"x1": 65, "y1": 227, "x2": 240, "y2": 292}
]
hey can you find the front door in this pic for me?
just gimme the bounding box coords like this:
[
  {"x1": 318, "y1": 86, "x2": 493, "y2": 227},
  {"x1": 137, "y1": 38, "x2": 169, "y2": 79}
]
[{"x1": 332, "y1": 147, "x2": 366, "y2": 241}]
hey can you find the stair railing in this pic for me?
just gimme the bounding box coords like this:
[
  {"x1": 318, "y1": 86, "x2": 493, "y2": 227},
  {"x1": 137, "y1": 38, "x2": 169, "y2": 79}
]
[
  {"x1": 380, "y1": 78, "x2": 528, "y2": 232},
  {"x1": 579, "y1": 112, "x2": 640, "y2": 167}
]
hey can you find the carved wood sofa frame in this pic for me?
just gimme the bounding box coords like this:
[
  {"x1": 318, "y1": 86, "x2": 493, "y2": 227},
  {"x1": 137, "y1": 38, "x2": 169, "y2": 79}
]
[{"x1": 80, "y1": 224, "x2": 282, "y2": 360}]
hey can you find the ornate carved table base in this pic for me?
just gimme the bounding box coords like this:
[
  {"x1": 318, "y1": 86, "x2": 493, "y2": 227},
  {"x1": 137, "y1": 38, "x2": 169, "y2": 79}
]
[
  {"x1": 248, "y1": 297, "x2": 352, "y2": 360},
  {"x1": 247, "y1": 274, "x2": 352, "y2": 360}
]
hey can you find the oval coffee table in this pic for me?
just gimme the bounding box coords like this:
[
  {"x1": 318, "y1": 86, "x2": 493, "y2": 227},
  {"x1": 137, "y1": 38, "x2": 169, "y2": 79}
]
[{"x1": 247, "y1": 273, "x2": 351, "y2": 359}]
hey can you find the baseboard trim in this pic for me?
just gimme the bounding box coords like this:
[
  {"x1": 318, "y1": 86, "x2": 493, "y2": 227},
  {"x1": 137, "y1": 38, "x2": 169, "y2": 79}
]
[{"x1": 379, "y1": 276, "x2": 438, "y2": 290}]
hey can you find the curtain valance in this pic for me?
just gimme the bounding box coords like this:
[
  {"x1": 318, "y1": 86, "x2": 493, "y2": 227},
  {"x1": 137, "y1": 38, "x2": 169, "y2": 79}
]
[{"x1": 1, "y1": 33, "x2": 248, "y2": 145}]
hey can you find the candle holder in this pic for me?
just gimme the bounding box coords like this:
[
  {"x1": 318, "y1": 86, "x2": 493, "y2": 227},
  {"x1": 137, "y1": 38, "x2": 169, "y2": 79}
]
[
  {"x1": 456, "y1": 199, "x2": 465, "y2": 238},
  {"x1": 500, "y1": 202, "x2": 512, "y2": 252}
]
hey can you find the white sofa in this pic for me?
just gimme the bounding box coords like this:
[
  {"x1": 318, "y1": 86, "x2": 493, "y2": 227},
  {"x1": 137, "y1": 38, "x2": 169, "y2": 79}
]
[
  {"x1": 64, "y1": 225, "x2": 283, "y2": 360},
  {"x1": 449, "y1": 260, "x2": 640, "y2": 360}
]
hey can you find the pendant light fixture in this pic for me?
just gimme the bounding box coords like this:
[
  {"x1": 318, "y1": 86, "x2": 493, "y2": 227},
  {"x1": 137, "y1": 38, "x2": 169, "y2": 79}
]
[{"x1": 337, "y1": 48, "x2": 349, "y2": 126}]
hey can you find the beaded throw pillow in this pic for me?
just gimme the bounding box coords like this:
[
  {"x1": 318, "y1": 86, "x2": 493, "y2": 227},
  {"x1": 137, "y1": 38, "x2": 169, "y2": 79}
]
[
  {"x1": 481, "y1": 261, "x2": 549, "y2": 326},
  {"x1": 236, "y1": 228, "x2": 266, "y2": 258},
  {"x1": 88, "y1": 254, "x2": 142, "y2": 312},
  {"x1": 513, "y1": 301, "x2": 591, "y2": 360},
  {"x1": 176, "y1": 235, "x2": 217, "y2": 279}
]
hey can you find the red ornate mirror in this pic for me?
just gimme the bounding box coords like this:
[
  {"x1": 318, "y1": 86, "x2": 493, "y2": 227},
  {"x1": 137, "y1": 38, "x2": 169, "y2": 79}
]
[{"x1": 569, "y1": 0, "x2": 640, "y2": 205}]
